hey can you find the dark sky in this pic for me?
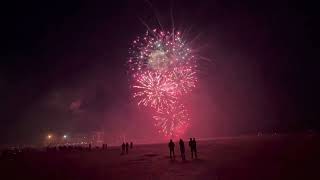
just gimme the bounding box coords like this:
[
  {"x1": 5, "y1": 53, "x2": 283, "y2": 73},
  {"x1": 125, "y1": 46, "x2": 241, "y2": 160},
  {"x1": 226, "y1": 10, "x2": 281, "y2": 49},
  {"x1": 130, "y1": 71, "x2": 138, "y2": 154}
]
[{"x1": 1, "y1": 0, "x2": 318, "y2": 145}]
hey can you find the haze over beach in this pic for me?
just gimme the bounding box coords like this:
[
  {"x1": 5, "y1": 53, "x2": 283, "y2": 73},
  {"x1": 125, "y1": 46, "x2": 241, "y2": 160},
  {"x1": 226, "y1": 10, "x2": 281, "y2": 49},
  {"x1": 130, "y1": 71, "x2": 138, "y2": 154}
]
[{"x1": 1, "y1": 0, "x2": 319, "y2": 179}]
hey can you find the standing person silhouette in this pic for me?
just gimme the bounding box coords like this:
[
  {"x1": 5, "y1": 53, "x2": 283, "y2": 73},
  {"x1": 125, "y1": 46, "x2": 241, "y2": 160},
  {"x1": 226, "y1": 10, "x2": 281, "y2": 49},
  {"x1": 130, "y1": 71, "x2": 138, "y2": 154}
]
[
  {"x1": 125, "y1": 142, "x2": 129, "y2": 154},
  {"x1": 130, "y1": 142, "x2": 133, "y2": 149},
  {"x1": 121, "y1": 142, "x2": 125, "y2": 154},
  {"x1": 193, "y1": 138, "x2": 198, "y2": 159},
  {"x1": 168, "y1": 139, "x2": 175, "y2": 160},
  {"x1": 179, "y1": 139, "x2": 186, "y2": 160},
  {"x1": 189, "y1": 138, "x2": 194, "y2": 159}
]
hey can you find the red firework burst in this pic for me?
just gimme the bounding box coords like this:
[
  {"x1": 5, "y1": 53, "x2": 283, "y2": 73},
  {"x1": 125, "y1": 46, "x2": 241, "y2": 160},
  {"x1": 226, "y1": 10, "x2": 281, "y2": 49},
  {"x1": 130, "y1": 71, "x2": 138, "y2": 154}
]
[
  {"x1": 128, "y1": 28, "x2": 198, "y2": 137},
  {"x1": 153, "y1": 104, "x2": 190, "y2": 138}
]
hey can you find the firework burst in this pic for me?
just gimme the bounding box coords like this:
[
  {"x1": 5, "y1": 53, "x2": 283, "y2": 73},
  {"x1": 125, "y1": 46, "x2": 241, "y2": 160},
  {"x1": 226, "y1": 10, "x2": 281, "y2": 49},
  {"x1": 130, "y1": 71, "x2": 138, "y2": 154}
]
[
  {"x1": 153, "y1": 104, "x2": 190, "y2": 137},
  {"x1": 128, "y1": 28, "x2": 198, "y2": 137},
  {"x1": 170, "y1": 66, "x2": 197, "y2": 96},
  {"x1": 133, "y1": 70, "x2": 177, "y2": 111},
  {"x1": 128, "y1": 29, "x2": 195, "y2": 73}
]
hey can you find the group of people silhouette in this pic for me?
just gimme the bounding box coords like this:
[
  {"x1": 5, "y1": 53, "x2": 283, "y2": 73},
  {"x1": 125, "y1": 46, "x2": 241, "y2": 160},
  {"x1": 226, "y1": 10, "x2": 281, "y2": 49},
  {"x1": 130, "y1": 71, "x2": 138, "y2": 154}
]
[
  {"x1": 45, "y1": 143, "x2": 109, "y2": 153},
  {"x1": 42, "y1": 138, "x2": 198, "y2": 161},
  {"x1": 121, "y1": 142, "x2": 133, "y2": 154},
  {"x1": 168, "y1": 138, "x2": 197, "y2": 160}
]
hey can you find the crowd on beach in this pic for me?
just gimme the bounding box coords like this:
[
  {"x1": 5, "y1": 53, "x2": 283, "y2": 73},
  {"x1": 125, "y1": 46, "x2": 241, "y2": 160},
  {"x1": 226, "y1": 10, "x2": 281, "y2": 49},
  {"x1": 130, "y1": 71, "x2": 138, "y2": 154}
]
[{"x1": 1, "y1": 138, "x2": 199, "y2": 161}]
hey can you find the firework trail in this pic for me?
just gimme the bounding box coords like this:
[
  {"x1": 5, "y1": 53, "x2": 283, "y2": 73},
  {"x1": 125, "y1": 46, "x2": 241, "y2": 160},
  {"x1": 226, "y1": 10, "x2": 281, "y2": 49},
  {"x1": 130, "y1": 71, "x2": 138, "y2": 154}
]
[{"x1": 128, "y1": 28, "x2": 198, "y2": 137}]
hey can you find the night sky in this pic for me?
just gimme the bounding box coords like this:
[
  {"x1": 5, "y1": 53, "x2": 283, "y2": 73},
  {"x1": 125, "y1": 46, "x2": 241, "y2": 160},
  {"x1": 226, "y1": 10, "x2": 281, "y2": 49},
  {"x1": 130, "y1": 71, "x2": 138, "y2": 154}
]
[{"x1": 1, "y1": 0, "x2": 318, "y2": 145}]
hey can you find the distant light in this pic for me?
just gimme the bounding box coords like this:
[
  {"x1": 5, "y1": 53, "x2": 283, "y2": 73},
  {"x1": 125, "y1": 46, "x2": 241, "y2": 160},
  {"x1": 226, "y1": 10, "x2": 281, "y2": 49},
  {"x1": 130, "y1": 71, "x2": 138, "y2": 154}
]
[
  {"x1": 63, "y1": 135, "x2": 67, "y2": 139},
  {"x1": 47, "y1": 135, "x2": 52, "y2": 139}
]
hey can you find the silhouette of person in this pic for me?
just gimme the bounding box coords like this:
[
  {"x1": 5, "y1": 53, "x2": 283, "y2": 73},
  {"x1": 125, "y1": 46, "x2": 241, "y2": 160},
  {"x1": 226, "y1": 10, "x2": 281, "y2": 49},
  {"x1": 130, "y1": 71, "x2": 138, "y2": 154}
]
[
  {"x1": 121, "y1": 142, "x2": 125, "y2": 154},
  {"x1": 193, "y1": 138, "x2": 197, "y2": 159},
  {"x1": 168, "y1": 139, "x2": 175, "y2": 160},
  {"x1": 125, "y1": 142, "x2": 129, "y2": 154},
  {"x1": 179, "y1": 139, "x2": 186, "y2": 160},
  {"x1": 189, "y1": 138, "x2": 194, "y2": 159},
  {"x1": 130, "y1": 142, "x2": 133, "y2": 149}
]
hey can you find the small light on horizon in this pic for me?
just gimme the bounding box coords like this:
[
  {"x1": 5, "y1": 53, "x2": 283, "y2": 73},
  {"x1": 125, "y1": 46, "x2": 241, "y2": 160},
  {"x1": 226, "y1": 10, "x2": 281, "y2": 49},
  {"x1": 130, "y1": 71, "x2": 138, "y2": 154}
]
[
  {"x1": 47, "y1": 135, "x2": 52, "y2": 139},
  {"x1": 63, "y1": 135, "x2": 67, "y2": 139}
]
